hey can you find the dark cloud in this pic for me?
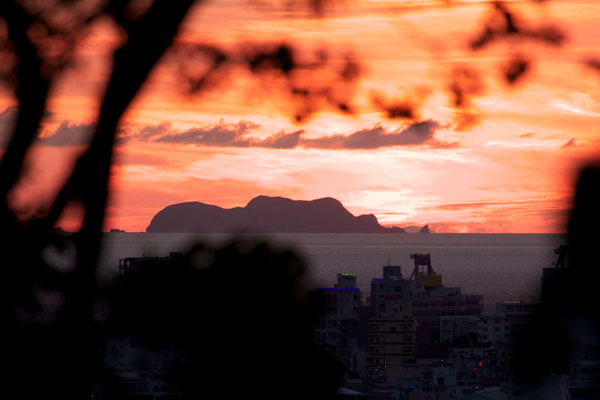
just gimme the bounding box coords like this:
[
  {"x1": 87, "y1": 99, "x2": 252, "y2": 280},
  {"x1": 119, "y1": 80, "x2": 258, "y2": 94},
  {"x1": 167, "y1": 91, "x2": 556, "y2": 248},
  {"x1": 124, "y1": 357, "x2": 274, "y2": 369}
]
[
  {"x1": 116, "y1": 122, "x2": 171, "y2": 145},
  {"x1": 301, "y1": 120, "x2": 456, "y2": 150},
  {"x1": 1, "y1": 106, "x2": 455, "y2": 151},
  {"x1": 1, "y1": 106, "x2": 94, "y2": 147},
  {"x1": 154, "y1": 120, "x2": 260, "y2": 146},
  {"x1": 128, "y1": 118, "x2": 454, "y2": 150},
  {"x1": 519, "y1": 132, "x2": 535, "y2": 139},
  {"x1": 147, "y1": 119, "x2": 303, "y2": 149},
  {"x1": 133, "y1": 122, "x2": 171, "y2": 142},
  {"x1": 38, "y1": 121, "x2": 95, "y2": 146},
  {"x1": 0, "y1": 106, "x2": 70, "y2": 147},
  {"x1": 261, "y1": 130, "x2": 304, "y2": 149}
]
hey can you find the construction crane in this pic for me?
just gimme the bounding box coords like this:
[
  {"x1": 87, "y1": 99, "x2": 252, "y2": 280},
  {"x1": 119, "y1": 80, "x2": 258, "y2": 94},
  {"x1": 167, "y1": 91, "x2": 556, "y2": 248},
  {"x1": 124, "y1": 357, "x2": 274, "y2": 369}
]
[
  {"x1": 409, "y1": 253, "x2": 442, "y2": 289},
  {"x1": 554, "y1": 244, "x2": 569, "y2": 269},
  {"x1": 409, "y1": 253, "x2": 434, "y2": 279}
]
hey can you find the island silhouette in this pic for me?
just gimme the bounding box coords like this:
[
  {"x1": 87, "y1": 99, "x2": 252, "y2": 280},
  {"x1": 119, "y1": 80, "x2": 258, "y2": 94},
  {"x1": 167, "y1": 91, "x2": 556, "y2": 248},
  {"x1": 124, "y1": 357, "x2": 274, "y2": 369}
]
[{"x1": 146, "y1": 195, "x2": 409, "y2": 233}]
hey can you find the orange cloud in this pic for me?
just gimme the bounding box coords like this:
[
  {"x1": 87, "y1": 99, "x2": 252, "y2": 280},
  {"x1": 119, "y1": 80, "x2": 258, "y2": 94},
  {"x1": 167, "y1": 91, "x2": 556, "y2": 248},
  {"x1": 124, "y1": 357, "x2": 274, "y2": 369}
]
[{"x1": 6, "y1": 0, "x2": 600, "y2": 234}]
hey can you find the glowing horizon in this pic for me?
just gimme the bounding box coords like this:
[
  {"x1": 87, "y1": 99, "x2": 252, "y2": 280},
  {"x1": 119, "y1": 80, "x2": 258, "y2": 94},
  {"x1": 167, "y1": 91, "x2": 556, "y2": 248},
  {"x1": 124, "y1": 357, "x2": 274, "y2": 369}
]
[{"x1": 2, "y1": 0, "x2": 599, "y2": 233}]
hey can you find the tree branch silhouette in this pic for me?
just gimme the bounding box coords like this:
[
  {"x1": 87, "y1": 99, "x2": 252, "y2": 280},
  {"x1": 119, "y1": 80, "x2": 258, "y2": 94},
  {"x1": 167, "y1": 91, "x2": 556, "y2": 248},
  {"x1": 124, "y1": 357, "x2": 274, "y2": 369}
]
[{"x1": 0, "y1": 0, "x2": 591, "y2": 398}]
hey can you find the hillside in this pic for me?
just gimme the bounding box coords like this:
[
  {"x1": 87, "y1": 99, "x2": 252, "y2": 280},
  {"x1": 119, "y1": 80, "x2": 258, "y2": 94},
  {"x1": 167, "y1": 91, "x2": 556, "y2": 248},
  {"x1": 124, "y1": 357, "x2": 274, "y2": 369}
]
[{"x1": 146, "y1": 195, "x2": 406, "y2": 233}]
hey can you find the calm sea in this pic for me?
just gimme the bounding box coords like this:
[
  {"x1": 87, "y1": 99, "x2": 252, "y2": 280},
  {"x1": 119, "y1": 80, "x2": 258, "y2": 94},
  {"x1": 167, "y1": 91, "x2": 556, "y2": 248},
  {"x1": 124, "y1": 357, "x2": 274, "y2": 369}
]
[{"x1": 98, "y1": 233, "x2": 564, "y2": 311}]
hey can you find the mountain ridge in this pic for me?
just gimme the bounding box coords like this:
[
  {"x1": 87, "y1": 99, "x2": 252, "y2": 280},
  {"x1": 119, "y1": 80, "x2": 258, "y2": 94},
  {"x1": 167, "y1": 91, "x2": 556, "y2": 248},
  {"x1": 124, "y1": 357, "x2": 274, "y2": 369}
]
[{"x1": 146, "y1": 195, "x2": 406, "y2": 233}]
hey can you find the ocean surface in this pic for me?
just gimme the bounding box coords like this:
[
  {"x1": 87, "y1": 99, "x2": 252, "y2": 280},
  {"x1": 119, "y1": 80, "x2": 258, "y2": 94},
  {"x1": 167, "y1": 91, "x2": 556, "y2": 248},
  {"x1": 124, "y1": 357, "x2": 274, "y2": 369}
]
[{"x1": 98, "y1": 233, "x2": 565, "y2": 311}]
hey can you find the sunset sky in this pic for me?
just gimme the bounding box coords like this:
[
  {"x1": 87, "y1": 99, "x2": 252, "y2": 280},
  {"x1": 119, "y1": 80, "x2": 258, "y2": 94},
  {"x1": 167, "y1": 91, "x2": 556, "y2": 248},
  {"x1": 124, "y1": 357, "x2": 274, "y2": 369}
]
[{"x1": 2, "y1": 0, "x2": 600, "y2": 233}]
